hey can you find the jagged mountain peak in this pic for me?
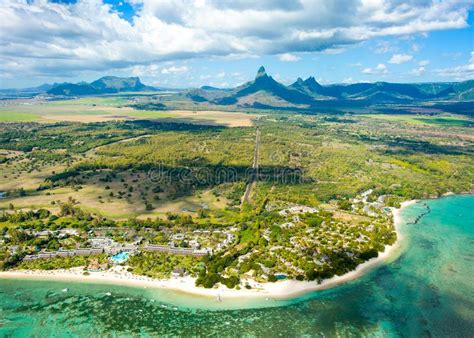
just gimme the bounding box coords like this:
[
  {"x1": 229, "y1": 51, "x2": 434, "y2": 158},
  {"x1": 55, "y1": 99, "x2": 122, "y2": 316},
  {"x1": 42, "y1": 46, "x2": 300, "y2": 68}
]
[
  {"x1": 304, "y1": 76, "x2": 321, "y2": 87},
  {"x1": 256, "y1": 66, "x2": 268, "y2": 79}
]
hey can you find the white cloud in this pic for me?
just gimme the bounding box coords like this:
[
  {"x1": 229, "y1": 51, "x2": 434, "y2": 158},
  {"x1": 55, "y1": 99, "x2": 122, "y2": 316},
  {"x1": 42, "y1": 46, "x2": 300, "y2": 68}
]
[
  {"x1": 161, "y1": 66, "x2": 189, "y2": 74},
  {"x1": 317, "y1": 77, "x2": 327, "y2": 84},
  {"x1": 273, "y1": 73, "x2": 283, "y2": 82},
  {"x1": 278, "y1": 53, "x2": 301, "y2": 62},
  {"x1": 0, "y1": 0, "x2": 471, "y2": 81},
  {"x1": 418, "y1": 60, "x2": 430, "y2": 66},
  {"x1": 389, "y1": 54, "x2": 413, "y2": 64},
  {"x1": 131, "y1": 64, "x2": 160, "y2": 76},
  {"x1": 362, "y1": 63, "x2": 388, "y2": 75},
  {"x1": 321, "y1": 47, "x2": 346, "y2": 55},
  {"x1": 443, "y1": 52, "x2": 464, "y2": 60},
  {"x1": 434, "y1": 51, "x2": 474, "y2": 80},
  {"x1": 374, "y1": 40, "x2": 397, "y2": 54},
  {"x1": 273, "y1": 73, "x2": 293, "y2": 84},
  {"x1": 409, "y1": 67, "x2": 426, "y2": 76}
]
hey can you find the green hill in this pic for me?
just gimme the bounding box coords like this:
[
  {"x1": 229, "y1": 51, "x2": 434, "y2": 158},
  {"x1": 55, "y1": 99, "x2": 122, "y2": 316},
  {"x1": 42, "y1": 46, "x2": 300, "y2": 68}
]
[
  {"x1": 48, "y1": 83, "x2": 98, "y2": 96},
  {"x1": 90, "y1": 76, "x2": 154, "y2": 93},
  {"x1": 48, "y1": 76, "x2": 156, "y2": 96}
]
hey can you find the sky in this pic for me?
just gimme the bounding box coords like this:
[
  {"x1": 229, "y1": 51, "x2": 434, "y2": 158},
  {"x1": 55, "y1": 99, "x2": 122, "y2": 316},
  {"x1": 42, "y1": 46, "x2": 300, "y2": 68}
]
[{"x1": 1, "y1": 0, "x2": 473, "y2": 89}]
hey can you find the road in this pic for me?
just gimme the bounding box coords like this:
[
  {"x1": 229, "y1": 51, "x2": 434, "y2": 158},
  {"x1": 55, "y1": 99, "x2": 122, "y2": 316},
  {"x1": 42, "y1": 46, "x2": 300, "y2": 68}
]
[{"x1": 241, "y1": 127, "x2": 260, "y2": 206}]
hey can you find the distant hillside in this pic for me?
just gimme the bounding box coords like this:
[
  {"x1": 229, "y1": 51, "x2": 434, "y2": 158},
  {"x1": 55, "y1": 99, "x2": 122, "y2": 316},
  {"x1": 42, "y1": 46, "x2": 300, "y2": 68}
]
[
  {"x1": 451, "y1": 80, "x2": 474, "y2": 100},
  {"x1": 200, "y1": 85, "x2": 227, "y2": 91},
  {"x1": 90, "y1": 76, "x2": 154, "y2": 93},
  {"x1": 47, "y1": 76, "x2": 156, "y2": 96},
  {"x1": 292, "y1": 78, "x2": 442, "y2": 102},
  {"x1": 48, "y1": 83, "x2": 98, "y2": 96},
  {"x1": 290, "y1": 77, "x2": 321, "y2": 94},
  {"x1": 0, "y1": 83, "x2": 60, "y2": 98},
  {"x1": 190, "y1": 67, "x2": 474, "y2": 108},
  {"x1": 341, "y1": 82, "x2": 431, "y2": 102}
]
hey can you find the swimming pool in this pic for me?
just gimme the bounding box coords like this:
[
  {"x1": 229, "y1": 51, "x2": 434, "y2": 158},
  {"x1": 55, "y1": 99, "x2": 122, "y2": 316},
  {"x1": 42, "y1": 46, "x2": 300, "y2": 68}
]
[
  {"x1": 110, "y1": 252, "x2": 129, "y2": 263},
  {"x1": 275, "y1": 274, "x2": 287, "y2": 280}
]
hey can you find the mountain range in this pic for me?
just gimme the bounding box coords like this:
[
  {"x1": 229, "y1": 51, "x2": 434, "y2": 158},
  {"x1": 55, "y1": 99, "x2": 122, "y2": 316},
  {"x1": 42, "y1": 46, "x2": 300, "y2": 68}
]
[
  {"x1": 1, "y1": 68, "x2": 473, "y2": 107},
  {"x1": 188, "y1": 66, "x2": 474, "y2": 107}
]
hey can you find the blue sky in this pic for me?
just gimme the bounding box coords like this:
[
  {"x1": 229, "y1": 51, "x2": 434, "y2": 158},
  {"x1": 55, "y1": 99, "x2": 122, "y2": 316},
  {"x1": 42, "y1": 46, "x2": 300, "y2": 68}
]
[{"x1": 1, "y1": 0, "x2": 473, "y2": 88}]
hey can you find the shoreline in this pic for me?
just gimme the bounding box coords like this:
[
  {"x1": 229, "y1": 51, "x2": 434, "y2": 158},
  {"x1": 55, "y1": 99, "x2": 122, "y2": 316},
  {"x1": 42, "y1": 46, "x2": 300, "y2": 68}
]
[{"x1": 0, "y1": 200, "x2": 416, "y2": 301}]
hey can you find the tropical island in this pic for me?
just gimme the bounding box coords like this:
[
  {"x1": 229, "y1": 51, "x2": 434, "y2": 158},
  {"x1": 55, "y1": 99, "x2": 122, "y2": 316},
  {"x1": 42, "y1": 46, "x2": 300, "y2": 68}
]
[
  {"x1": 1, "y1": 67, "x2": 473, "y2": 298},
  {"x1": 3, "y1": 0, "x2": 474, "y2": 335}
]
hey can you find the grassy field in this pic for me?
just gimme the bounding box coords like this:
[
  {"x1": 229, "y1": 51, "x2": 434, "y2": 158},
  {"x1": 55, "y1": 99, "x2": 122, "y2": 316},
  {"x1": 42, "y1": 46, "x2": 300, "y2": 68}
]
[
  {"x1": 359, "y1": 113, "x2": 473, "y2": 127},
  {"x1": 0, "y1": 101, "x2": 135, "y2": 122},
  {"x1": 0, "y1": 112, "x2": 40, "y2": 122},
  {"x1": 0, "y1": 172, "x2": 231, "y2": 220},
  {"x1": 49, "y1": 96, "x2": 130, "y2": 106},
  {"x1": 0, "y1": 124, "x2": 250, "y2": 219},
  {"x1": 0, "y1": 97, "x2": 257, "y2": 126}
]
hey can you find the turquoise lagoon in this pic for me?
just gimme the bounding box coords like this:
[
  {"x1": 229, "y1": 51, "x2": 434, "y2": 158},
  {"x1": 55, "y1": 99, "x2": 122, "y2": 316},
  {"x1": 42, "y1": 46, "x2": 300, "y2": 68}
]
[{"x1": 0, "y1": 195, "x2": 473, "y2": 336}]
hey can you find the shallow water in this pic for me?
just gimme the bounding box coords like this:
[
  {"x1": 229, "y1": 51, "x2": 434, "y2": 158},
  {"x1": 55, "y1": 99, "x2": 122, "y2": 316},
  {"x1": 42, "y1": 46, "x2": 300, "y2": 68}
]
[{"x1": 1, "y1": 195, "x2": 473, "y2": 336}]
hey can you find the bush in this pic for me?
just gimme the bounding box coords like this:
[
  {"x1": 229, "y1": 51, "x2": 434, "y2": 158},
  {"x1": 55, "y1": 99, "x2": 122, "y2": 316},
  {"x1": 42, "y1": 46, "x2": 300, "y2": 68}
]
[
  {"x1": 267, "y1": 274, "x2": 277, "y2": 282},
  {"x1": 338, "y1": 200, "x2": 352, "y2": 211},
  {"x1": 219, "y1": 275, "x2": 240, "y2": 288},
  {"x1": 196, "y1": 272, "x2": 220, "y2": 288},
  {"x1": 359, "y1": 248, "x2": 379, "y2": 260},
  {"x1": 305, "y1": 215, "x2": 323, "y2": 227}
]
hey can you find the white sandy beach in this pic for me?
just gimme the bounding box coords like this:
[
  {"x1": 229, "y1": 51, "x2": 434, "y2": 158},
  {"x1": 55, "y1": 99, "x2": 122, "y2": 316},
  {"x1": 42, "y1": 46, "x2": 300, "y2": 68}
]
[{"x1": 0, "y1": 200, "x2": 416, "y2": 300}]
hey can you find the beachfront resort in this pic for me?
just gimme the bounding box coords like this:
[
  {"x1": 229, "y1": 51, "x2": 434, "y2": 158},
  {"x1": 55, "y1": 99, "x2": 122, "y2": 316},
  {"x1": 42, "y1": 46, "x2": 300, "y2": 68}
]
[{"x1": 0, "y1": 188, "x2": 396, "y2": 289}]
